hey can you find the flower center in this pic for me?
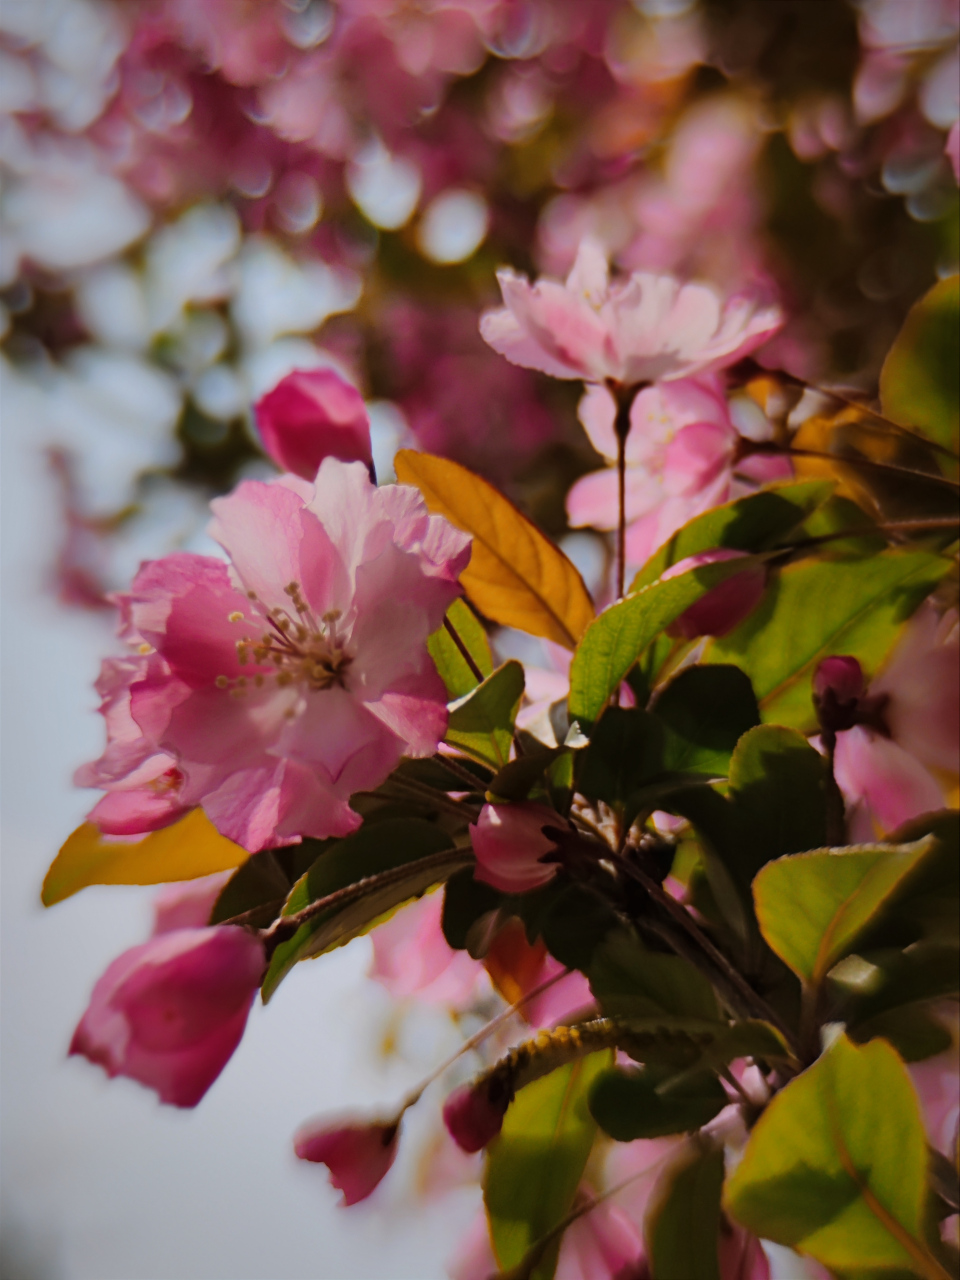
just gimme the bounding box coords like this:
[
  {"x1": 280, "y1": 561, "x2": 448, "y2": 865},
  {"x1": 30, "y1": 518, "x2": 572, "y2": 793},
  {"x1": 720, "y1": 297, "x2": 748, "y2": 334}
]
[{"x1": 217, "y1": 581, "x2": 353, "y2": 695}]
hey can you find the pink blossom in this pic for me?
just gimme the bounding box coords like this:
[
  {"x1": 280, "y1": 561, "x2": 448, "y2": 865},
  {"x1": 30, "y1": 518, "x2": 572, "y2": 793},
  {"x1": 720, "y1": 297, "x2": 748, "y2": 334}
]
[
  {"x1": 482, "y1": 920, "x2": 595, "y2": 1029},
  {"x1": 480, "y1": 238, "x2": 781, "y2": 386},
  {"x1": 368, "y1": 892, "x2": 490, "y2": 1006},
  {"x1": 74, "y1": 655, "x2": 191, "y2": 836},
  {"x1": 834, "y1": 727, "x2": 947, "y2": 840},
  {"x1": 77, "y1": 458, "x2": 471, "y2": 851},
  {"x1": 717, "y1": 1223, "x2": 772, "y2": 1280},
  {"x1": 70, "y1": 926, "x2": 264, "y2": 1107},
  {"x1": 294, "y1": 1115, "x2": 400, "y2": 1206},
  {"x1": 470, "y1": 802, "x2": 562, "y2": 894},
  {"x1": 828, "y1": 605, "x2": 959, "y2": 838},
  {"x1": 254, "y1": 369, "x2": 373, "y2": 482},
  {"x1": 152, "y1": 872, "x2": 233, "y2": 934},
  {"x1": 908, "y1": 1031, "x2": 960, "y2": 1157},
  {"x1": 663, "y1": 550, "x2": 766, "y2": 640},
  {"x1": 566, "y1": 376, "x2": 790, "y2": 568}
]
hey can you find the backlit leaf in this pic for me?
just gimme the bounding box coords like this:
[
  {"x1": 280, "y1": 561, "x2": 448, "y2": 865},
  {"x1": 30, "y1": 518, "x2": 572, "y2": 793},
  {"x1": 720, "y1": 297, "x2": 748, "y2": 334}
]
[
  {"x1": 646, "y1": 1145, "x2": 725, "y2": 1280},
  {"x1": 631, "y1": 480, "x2": 833, "y2": 592},
  {"x1": 41, "y1": 808, "x2": 248, "y2": 906},
  {"x1": 880, "y1": 274, "x2": 960, "y2": 455},
  {"x1": 705, "y1": 549, "x2": 948, "y2": 732},
  {"x1": 569, "y1": 558, "x2": 757, "y2": 726},
  {"x1": 427, "y1": 598, "x2": 493, "y2": 699},
  {"x1": 446, "y1": 659, "x2": 525, "y2": 769},
  {"x1": 589, "y1": 1065, "x2": 727, "y2": 1141},
  {"x1": 588, "y1": 927, "x2": 719, "y2": 1023},
  {"x1": 752, "y1": 837, "x2": 938, "y2": 987},
  {"x1": 395, "y1": 450, "x2": 594, "y2": 648},
  {"x1": 724, "y1": 1033, "x2": 947, "y2": 1278},
  {"x1": 485, "y1": 1052, "x2": 610, "y2": 1280}
]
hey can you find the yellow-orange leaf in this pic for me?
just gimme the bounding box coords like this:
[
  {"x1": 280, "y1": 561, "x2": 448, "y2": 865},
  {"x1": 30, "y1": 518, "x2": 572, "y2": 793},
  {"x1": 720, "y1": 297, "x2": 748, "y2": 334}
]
[
  {"x1": 41, "y1": 808, "x2": 248, "y2": 907},
  {"x1": 395, "y1": 450, "x2": 594, "y2": 648}
]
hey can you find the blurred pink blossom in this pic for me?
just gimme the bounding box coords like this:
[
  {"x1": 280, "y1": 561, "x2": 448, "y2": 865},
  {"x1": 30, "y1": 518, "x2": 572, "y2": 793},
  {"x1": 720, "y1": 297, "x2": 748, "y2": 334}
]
[
  {"x1": 470, "y1": 802, "x2": 562, "y2": 894},
  {"x1": 948, "y1": 121, "x2": 960, "y2": 179},
  {"x1": 254, "y1": 368, "x2": 373, "y2": 480},
  {"x1": 76, "y1": 459, "x2": 470, "y2": 851},
  {"x1": 70, "y1": 925, "x2": 264, "y2": 1107},
  {"x1": 566, "y1": 376, "x2": 790, "y2": 569},
  {"x1": 152, "y1": 872, "x2": 233, "y2": 934},
  {"x1": 830, "y1": 604, "x2": 959, "y2": 838},
  {"x1": 368, "y1": 892, "x2": 490, "y2": 1006},
  {"x1": 481, "y1": 239, "x2": 781, "y2": 386},
  {"x1": 294, "y1": 1115, "x2": 400, "y2": 1205}
]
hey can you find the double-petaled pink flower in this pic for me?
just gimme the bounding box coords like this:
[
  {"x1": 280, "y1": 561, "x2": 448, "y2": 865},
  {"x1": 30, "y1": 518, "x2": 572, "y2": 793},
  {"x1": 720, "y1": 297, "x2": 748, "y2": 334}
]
[
  {"x1": 479, "y1": 238, "x2": 781, "y2": 387},
  {"x1": 77, "y1": 458, "x2": 471, "y2": 852}
]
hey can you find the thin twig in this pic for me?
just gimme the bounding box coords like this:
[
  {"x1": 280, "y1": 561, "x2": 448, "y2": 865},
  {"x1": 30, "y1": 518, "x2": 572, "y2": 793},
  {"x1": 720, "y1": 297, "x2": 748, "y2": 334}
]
[
  {"x1": 258, "y1": 848, "x2": 471, "y2": 954},
  {"x1": 431, "y1": 752, "x2": 490, "y2": 791},
  {"x1": 609, "y1": 849, "x2": 800, "y2": 1056},
  {"x1": 443, "y1": 613, "x2": 486, "y2": 684},
  {"x1": 400, "y1": 967, "x2": 573, "y2": 1110}
]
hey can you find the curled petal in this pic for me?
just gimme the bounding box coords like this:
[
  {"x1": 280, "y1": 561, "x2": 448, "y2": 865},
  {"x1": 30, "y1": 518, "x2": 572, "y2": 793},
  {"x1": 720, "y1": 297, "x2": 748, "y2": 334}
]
[{"x1": 294, "y1": 1116, "x2": 400, "y2": 1206}]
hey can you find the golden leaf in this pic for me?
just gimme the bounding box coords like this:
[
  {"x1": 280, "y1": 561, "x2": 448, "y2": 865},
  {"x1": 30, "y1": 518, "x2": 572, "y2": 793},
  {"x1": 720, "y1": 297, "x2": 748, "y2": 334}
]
[
  {"x1": 42, "y1": 808, "x2": 248, "y2": 906},
  {"x1": 395, "y1": 450, "x2": 594, "y2": 648}
]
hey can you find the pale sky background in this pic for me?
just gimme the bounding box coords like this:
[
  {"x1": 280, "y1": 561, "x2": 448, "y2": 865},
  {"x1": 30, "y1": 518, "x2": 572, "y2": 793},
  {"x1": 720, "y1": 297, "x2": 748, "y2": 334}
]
[{"x1": 0, "y1": 379, "x2": 482, "y2": 1279}]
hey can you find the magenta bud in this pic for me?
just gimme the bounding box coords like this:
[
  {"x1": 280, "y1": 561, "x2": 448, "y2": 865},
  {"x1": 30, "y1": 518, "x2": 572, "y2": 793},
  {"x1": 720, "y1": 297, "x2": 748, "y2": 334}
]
[
  {"x1": 443, "y1": 1079, "x2": 511, "y2": 1153},
  {"x1": 813, "y1": 656, "x2": 865, "y2": 707},
  {"x1": 469, "y1": 802, "x2": 560, "y2": 895},
  {"x1": 254, "y1": 368, "x2": 373, "y2": 481},
  {"x1": 294, "y1": 1116, "x2": 400, "y2": 1206},
  {"x1": 663, "y1": 550, "x2": 766, "y2": 640}
]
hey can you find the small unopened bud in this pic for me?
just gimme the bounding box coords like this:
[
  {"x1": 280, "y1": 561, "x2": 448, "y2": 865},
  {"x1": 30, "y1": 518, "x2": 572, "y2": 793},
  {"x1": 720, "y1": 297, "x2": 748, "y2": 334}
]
[
  {"x1": 442, "y1": 1078, "x2": 511, "y2": 1153},
  {"x1": 469, "y1": 802, "x2": 560, "y2": 895},
  {"x1": 294, "y1": 1116, "x2": 400, "y2": 1205},
  {"x1": 813, "y1": 656, "x2": 865, "y2": 734}
]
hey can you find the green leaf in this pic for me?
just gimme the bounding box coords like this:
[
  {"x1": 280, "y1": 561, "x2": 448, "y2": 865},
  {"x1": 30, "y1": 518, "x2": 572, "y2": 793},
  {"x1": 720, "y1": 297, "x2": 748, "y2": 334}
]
[
  {"x1": 646, "y1": 1145, "x2": 725, "y2": 1280},
  {"x1": 589, "y1": 1064, "x2": 727, "y2": 1141},
  {"x1": 427, "y1": 598, "x2": 493, "y2": 699},
  {"x1": 753, "y1": 836, "x2": 938, "y2": 987},
  {"x1": 630, "y1": 481, "x2": 834, "y2": 592},
  {"x1": 209, "y1": 848, "x2": 311, "y2": 926},
  {"x1": 532, "y1": 881, "x2": 621, "y2": 973},
  {"x1": 569, "y1": 558, "x2": 758, "y2": 726},
  {"x1": 588, "y1": 927, "x2": 719, "y2": 1023},
  {"x1": 667, "y1": 725, "x2": 829, "y2": 918},
  {"x1": 705, "y1": 549, "x2": 949, "y2": 732},
  {"x1": 578, "y1": 706, "x2": 665, "y2": 806},
  {"x1": 724, "y1": 1033, "x2": 947, "y2": 1278},
  {"x1": 485, "y1": 1052, "x2": 610, "y2": 1280},
  {"x1": 441, "y1": 867, "x2": 503, "y2": 953},
  {"x1": 875, "y1": 812, "x2": 960, "y2": 947},
  {"x1": 488, "y1": 746, "x2": 568, "y2": 801},
  {"x1": 880, "y1": 274, "x2": 960, "y2": 454},
  {"x1": 446, "y1": 660, "x2": 525, "y2": 770},
  {"x1": 261, "y1": 819, "x2": 466, "y2": 1000},
  {"x1": 654, "y1": 665, "x2": 761, "y2": 777}
]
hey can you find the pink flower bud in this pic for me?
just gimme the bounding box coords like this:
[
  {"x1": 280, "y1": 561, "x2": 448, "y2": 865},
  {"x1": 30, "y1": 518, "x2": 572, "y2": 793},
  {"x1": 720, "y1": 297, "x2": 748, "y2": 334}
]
[
  {"x1": 664, "y1": 550, "x2": 766, "y2": 640},
  {"x1": 70, "y1": 926, "x2": 264, "y2": 1108},
  {"x1": 469, "y1": 802, "x2": 561, "y2": 895},
  {"x1": 254, "y1": 368, "x2": 372, "y2": 480},
  {"x1": 813, "y1": 655, "x2": 865, "y2": 707},
  {"x1": 294, "y1": 1116, "x2": 400, "y2": 1206},
  {"x1": 443, "y1": 1078, "x2": 512, "y2": 1153}
]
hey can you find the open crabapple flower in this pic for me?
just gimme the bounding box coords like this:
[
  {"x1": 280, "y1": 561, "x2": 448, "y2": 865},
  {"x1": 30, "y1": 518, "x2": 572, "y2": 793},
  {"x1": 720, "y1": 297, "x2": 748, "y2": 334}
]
[
  {"x1": 469, "y1": 801, "x2": 562, "y2": 894},
  {"x1": 294, "y1": 1115, "x2": 401, "y2": 1206},
  {"x1": 479, "y1": 238, "x2": 782, "y2": 386},
  {"x1": 70, "y1": 924, "x2": 265, "y2": 1108},
  {"x1": 74, "y1": 458, "x2": 471, "y2": 851},
  {"x1": 253, "y1": 367, "x2": 373, "y2": 481}
]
